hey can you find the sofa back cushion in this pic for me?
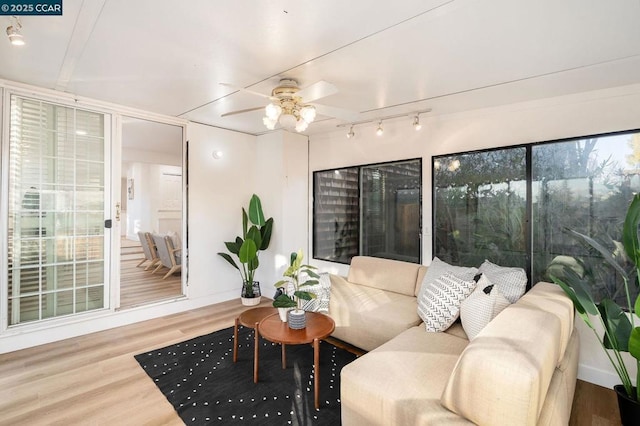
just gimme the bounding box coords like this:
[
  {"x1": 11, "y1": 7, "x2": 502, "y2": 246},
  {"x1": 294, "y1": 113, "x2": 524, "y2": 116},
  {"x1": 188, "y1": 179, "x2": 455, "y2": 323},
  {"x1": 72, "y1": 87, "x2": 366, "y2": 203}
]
[
  {"x1": 441, "y1": 282, "x2": 573, "y2": 425},
  {"x1": 347, "y1": 256, "x2": 421, "y2": 297}
]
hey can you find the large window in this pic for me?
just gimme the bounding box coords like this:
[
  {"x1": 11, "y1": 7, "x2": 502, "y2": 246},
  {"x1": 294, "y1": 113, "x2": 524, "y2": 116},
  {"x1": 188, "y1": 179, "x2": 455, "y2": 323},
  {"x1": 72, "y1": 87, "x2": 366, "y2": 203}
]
[
  {"x1": 314, "y1": 159, "x2": 421, "y2": 264},
  {"x1": 434, "y1": 130, "x2": 640, "y2": 305},
  {"x1": 6, "y1": 96, "x2": 107, "y2": 325}
]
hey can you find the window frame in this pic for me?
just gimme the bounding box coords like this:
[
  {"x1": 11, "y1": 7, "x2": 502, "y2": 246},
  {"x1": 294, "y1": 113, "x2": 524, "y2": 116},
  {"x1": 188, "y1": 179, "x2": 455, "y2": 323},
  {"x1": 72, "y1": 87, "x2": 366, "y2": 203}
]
[
  {"x1": 313, "y1": 157, "x2": 422, "y2": 265},
  {"x1": 432, "y1": 127, "x2": 640, "y2": 289}
]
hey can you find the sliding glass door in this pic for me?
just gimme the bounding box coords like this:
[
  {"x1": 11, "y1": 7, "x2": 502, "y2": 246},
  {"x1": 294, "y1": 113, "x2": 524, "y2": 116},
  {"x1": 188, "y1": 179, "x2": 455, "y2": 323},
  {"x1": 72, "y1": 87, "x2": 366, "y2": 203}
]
[{"x1": 6, "y1": 95, "x2": 109, "y2": 325}]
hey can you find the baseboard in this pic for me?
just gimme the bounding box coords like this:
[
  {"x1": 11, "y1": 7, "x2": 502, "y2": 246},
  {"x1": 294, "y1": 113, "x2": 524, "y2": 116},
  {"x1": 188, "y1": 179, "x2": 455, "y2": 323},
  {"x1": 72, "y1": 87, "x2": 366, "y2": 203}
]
[{"x1": 578, "y1": 363, "x2": 624, "y2": 389}]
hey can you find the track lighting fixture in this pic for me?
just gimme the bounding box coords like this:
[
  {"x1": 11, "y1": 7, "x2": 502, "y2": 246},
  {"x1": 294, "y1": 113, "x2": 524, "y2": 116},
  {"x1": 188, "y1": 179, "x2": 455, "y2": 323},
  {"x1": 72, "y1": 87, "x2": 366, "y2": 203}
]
[
  {"x1": 6, "y1": 16, "x2": 24, "y2": 46},
  {"x1": 412, "y1": 115, "x2": 422, "y2": 131},
  {"x1": 337, "y1": 108, "x2": 431, "y2": 137},
  {"x1": 346, "y1": 125, "x2": 355, "y2": 139}
]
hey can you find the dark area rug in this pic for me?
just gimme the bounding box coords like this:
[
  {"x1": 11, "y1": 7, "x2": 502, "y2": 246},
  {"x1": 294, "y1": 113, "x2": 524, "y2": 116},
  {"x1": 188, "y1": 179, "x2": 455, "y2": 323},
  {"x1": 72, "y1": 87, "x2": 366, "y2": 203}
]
[{"x1": 135, "y1": 325, "x2": 357, "y2": 425}]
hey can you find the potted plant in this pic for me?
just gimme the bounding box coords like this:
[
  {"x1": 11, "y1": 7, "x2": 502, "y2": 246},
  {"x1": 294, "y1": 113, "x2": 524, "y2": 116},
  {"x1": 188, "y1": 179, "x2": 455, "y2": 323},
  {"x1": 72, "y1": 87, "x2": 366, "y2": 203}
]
[
  {"x1": 550, "y1": 193, "x2": 640, "y2": 425},
  {"x1": 273, "y1": 249, "x2": 319, "y2": 329},
  {"x1": 217, "y1": 194, "x2": 274, "y2": 306}
]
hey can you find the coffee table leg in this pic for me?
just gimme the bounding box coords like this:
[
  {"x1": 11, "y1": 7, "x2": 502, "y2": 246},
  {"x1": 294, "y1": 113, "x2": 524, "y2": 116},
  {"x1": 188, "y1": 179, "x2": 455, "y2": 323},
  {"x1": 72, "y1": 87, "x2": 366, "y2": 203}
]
[
  {"x1": 233, "y1": 317, "x2": 239, "y2": 363},
  {"x1": 281, "y1": 344, "x2": 286, "y2": 369},
  {"x1": 314, "y1": 338, "x2": 320, "y2": 410},
  {"x1": 253, "y1": 321, "x2": 259, "y2": 383}
]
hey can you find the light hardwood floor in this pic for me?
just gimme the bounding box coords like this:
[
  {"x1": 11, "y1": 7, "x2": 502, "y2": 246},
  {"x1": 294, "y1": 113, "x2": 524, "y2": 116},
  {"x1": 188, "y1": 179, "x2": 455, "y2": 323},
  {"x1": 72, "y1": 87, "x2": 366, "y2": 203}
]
[
  {"x1": 0, "y1": 298, "x2": 621, "y2": 425},
  {"x1": 119, "y1": 237, "x2": 183, "y2": 309}
]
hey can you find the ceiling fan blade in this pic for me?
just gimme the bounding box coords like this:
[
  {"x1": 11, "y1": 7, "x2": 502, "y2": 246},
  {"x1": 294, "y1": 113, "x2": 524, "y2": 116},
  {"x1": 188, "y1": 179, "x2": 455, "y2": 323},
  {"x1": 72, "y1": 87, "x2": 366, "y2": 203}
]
[
  {"x1": 313, "y1": 103, "x2": 359, "y2": 122},
  {"x1": 296, "y1": 81, "x2": 338, "y2": 103},
  {"x1": 219, "y1": 83, "x2": 273, "y2": 100},
  {"x1": 221, "y1": 106, "x2": 265, "y2": 118}
]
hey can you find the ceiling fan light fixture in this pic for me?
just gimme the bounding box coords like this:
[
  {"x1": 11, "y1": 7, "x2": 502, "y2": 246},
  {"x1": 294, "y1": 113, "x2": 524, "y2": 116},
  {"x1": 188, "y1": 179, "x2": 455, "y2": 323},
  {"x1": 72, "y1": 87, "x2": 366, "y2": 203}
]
[
  {"x1": 295, "y1": 119, "x2": 309, "y2": 132},
  {"x1": 265, "y1": 103, "x2": 282, "y2": 121},
  {"x1": 263, "y1": 116, "x2": 277, "y2": 130},
  {"x1": 412, "y1": 115, "x2": 422, "y2": 131},
  {"x1": 279, "y1": 113, "x2": 297, "y2": 129},
  {"x1": 299, "y1": 105, "x2": 316, "y2": 123},
  {"x1": 376, "y1": 121, "x2": 384, "y2": 136}
]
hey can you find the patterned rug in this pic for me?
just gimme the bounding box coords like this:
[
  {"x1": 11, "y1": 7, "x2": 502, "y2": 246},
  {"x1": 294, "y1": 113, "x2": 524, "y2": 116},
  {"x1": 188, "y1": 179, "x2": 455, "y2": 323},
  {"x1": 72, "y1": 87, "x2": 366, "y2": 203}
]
[{"x1": 135, "y1": 325, "x2": 357, "y2": 425}]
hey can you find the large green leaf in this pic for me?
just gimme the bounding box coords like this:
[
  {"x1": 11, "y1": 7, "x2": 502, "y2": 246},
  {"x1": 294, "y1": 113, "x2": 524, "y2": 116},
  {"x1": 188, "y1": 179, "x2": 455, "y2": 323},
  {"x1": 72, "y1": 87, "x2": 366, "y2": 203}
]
[
  {"x1": 294, "y1": 290, "x2": 317, "y2": 301},
  {"x1": 260, "y1": 218, "x2": 274, "y2": 250},
  {"x1": 246, "y1": 225, "x2": 262, "y2": 250},
  {"x1": 558, "y1": 266, "x2": 599, "y2": 316},
  {"x1": 242, "y1": 208, "x2": 248, "y2": 238},
  {"x1": 273, "y1": 294, "x2": 296, "y2": 308},
  {"x1": 247, "y1": 255, "x2": 259, "y2": 272},
  {"x1": 217, "y1": 252, "x2": 239, "y2": 270},
  {"x1": 629, "y1": 327, "x2": 640, "y2": 361},
  {"x1": 248, "y1": 194, "x2": 266, "y2": 226},
  {"x1": 551, "y1": 275, "x2": 594, "y2": 328},
  {"x1": 599, "y1": 298, "x2": 632, "y2": 352},
  {"x1": 302, "y1": 268, "x2": 320, "y2": 279},
  {"x1": 299, "y1": 279, "x2": 319, "y2": 287},
  {"x1": 566, "y1": 228, "x2": 628, "y2": 280},
  {"x1": 238, "y1": 239, "x2": 257, "y2": 264},
  {"x1": 274, "y1": 279, "x2": 288, "y2": 288},
  {"x1": 623, "y1": 193, "x2": 640, "y2": 268},
  {"x1": 224, "y1": 239, "x2": 242, "y2": 255}
]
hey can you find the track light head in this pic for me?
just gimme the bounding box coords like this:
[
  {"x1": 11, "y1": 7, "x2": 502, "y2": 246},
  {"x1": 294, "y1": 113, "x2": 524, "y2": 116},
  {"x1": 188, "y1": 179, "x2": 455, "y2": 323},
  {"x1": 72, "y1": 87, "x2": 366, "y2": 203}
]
[
  {"x1": 376, "y1": 121, "x2": 383, "y2": 136},
  {"x1": 412, "y1": 115, "x2": 422, "y2": 131},
  {"x1": 346, "y1": 125, "x2": 355, "y2": 139},
  {"x1": 6, "y1": 16, "x2": 24, "y2": 46}
]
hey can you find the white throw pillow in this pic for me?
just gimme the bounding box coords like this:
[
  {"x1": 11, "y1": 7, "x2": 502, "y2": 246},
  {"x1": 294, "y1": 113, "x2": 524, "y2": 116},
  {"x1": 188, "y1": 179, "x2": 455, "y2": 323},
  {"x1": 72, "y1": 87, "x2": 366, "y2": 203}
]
[
  {"x1": 477, "y1": 259, "x2": 527, "y2": 303},
  {"x1": 419, "y1": 257, "x2": 478, "y2": 299},
  {"x1": 301, "y1": 272, "x2": 331, "y2": 313},
  {"x1": 460, "y1": 274, "x2": 511, "y2": 340},
  {"x1": 418, "y1": 272, "x2": 477, "y2": 332}
]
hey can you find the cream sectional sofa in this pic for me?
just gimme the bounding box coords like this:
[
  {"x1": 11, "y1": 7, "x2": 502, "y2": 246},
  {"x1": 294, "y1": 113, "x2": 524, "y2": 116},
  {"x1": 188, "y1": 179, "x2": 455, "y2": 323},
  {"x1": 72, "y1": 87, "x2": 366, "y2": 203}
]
[{"x1": 329, "y1": 256, "x2": 579, "y2": 425}]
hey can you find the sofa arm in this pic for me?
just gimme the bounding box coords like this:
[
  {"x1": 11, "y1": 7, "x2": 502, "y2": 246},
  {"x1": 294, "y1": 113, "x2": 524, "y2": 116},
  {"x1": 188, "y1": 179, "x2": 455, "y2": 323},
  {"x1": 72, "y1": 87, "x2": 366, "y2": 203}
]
[{"x1": 441, "y1": 304, "x2": 562, "y2": 425}]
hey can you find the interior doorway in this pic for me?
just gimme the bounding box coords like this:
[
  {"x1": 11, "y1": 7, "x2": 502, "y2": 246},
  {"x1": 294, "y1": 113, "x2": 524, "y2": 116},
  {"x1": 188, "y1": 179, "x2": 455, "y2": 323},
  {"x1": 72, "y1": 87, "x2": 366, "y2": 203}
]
[{"x1": 118, "y1": 116, "x2": 185, "y2": 309}]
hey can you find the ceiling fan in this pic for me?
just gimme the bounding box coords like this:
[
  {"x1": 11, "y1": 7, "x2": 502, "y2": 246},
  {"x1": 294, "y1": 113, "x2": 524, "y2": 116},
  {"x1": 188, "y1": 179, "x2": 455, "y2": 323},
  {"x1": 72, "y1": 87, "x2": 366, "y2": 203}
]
[{"x1": 220, "y1": 79, "x2": 358, "y2": 132}]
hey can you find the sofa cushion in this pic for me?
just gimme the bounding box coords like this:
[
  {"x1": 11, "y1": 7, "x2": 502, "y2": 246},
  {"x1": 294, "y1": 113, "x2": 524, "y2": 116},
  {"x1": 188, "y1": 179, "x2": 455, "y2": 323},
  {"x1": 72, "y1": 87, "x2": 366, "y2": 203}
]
[
  {"x1": 417, "y1": 257, "x2": 478, "y2": 298},
  {"x1": 347, "y1": 256, "x2": 421, "y2": 297},
  {"x1": 418, "y1": 272, "x2": 476, "y2": 332},
  {"x1": 478, "y1": 259, "x2": 527, "y2": 303},
  {"x1": 441, "y1": 302, "x2": 563, "y2": 425},
  {"x1": 460, "y1": 274, "x2": 511, "y2": 340},
  {"x1": 329, "y1": 274, "x2": 421, "y2": 351},
  {"x1": 341, "y1": 326, "x2": 471, "y2": 426}
]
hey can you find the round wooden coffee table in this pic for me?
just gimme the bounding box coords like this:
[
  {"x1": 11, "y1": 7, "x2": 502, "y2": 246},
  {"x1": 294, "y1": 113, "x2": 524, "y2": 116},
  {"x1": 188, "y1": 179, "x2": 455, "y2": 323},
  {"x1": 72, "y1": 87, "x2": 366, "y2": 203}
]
[{"x1": 257, "y1": 312, "x2": 335, "y2": 409}]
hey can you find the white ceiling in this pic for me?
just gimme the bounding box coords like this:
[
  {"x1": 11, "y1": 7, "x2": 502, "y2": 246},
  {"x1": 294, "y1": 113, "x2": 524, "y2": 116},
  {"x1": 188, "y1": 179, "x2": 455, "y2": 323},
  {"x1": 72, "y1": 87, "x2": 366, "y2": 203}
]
[{"x1": 2, "y1": 0, "x2": 640, "y2": 136}]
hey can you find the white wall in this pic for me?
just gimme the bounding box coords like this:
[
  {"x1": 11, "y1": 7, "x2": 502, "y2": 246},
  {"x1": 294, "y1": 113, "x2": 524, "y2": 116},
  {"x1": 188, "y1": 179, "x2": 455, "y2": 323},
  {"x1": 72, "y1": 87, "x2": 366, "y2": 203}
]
[
  {"x1": 308, "y1": 83, "x2": 640, "y2": 389},
  {"x1": 255, "y1": 131, "x2": 309, "y2": 295}
]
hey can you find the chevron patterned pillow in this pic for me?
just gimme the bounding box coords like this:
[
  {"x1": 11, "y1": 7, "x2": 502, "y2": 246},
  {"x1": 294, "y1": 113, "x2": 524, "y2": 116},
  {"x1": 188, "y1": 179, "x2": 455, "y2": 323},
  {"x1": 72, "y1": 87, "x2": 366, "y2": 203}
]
[{"x1": 418, "y1": 272, "x2": 477, "y2": 332}]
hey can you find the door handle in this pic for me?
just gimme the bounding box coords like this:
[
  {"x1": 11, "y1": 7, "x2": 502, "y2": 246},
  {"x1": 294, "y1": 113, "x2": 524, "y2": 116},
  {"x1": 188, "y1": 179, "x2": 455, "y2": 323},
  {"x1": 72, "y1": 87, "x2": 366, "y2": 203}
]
[{"x1": 115, "y1": 202, "x2": 121, "y2": 221}]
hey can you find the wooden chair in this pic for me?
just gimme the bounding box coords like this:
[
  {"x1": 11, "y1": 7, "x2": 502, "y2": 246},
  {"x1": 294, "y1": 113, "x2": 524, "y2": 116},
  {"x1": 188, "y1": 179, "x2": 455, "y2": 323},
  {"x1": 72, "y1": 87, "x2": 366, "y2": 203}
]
[
  {"x1": 151, "y1": 233, "x2": 182, "y2": 279},
  {"x1": 136, "y1": 231, "x2": 160, "y2": 270}
]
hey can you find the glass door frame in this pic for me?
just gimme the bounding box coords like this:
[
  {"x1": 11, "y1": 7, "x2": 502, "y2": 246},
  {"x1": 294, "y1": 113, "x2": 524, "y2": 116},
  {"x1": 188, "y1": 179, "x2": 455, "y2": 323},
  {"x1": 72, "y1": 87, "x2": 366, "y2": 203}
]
[
  {"x1": 110, "y1": 112, "x2": 188, "y2": 310},
  {"x1": 0, "y1": 87, "x2": 112, "y2": 330}
]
